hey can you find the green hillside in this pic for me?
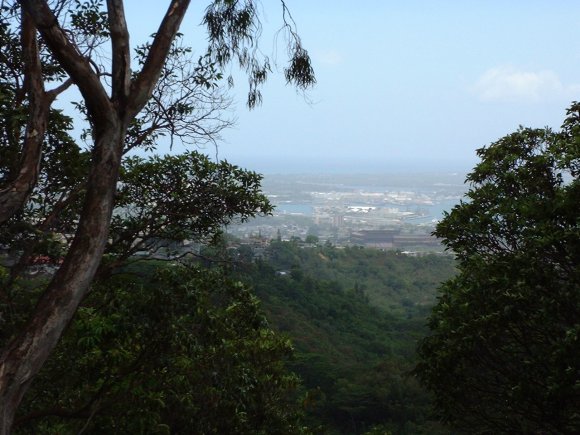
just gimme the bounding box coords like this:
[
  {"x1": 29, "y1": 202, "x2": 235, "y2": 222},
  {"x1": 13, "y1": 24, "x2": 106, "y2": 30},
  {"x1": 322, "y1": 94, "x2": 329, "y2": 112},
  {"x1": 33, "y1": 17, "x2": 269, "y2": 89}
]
[
  {"x1": 262, "y1": 241, "x2": 455, "y2": 313},
  {"x1": 235, "y1": 241, "x2": 457, "y2": 434},
  {"x1": 7, "y1": 242, "x2": 456, "y2": 433}
]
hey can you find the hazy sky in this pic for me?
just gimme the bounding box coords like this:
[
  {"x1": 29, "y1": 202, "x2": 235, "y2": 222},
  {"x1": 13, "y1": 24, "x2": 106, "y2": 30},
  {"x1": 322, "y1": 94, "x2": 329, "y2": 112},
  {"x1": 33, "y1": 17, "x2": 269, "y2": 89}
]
[{"x1": 123, "y1": 1, "x2": 580, "y2": 173}]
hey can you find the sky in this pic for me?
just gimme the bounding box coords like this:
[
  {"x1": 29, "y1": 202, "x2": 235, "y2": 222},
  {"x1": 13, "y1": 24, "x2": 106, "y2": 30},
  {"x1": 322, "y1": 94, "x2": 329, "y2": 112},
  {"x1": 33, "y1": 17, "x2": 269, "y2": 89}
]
[{"x1": 121, "y1": 1, "x2": 580, "y2": 173}]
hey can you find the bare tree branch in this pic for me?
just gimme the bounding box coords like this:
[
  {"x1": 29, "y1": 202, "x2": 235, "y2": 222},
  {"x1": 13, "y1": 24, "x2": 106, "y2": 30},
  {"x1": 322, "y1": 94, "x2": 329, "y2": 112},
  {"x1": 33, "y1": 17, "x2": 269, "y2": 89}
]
[
  {"x1": 126, "y1": 0, "x2": 191, "y2": 119},
  {"x1": 46, "y1": 77, "x2": 73, "y2": 97},
  {"x1": 19, "y1": 0, "x2": 112, "y2": 122},
  {"x1": 106, "y1": 0, "x2": 131, "y2": 103}
]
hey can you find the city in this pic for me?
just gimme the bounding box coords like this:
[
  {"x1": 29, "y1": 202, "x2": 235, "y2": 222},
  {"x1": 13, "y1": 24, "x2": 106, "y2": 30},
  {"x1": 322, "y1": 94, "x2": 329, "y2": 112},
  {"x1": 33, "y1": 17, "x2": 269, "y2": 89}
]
[{"x1": 227, "y1": 172, "x2": 467, "y2": 253}]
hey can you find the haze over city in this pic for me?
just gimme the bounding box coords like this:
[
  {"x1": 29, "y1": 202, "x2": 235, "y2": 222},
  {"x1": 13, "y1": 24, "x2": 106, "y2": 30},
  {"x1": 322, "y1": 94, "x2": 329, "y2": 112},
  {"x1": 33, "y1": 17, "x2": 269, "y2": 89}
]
[{"x1": 120, "y1": 1, "x2": 580, "y2": 173}]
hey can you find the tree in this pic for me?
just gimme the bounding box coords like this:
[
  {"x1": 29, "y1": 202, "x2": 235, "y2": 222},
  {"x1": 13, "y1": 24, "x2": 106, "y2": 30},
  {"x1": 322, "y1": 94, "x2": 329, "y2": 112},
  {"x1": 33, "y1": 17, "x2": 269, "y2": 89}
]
[
  {"x1": 12, "y1": 264, "x2": 306, "y2": 433},
  {"x1": 304, "y1": 234, "x2": 319, "y2": 245},
  {"x1": 0, "y1": 1, "x2": 314, "y2": 430},
  {"x1": 105, "y1": 151, "x2": 273, "y2": 272},
  {"x1": 415, "y1": 103, "x2": 580, "y2": 433}
]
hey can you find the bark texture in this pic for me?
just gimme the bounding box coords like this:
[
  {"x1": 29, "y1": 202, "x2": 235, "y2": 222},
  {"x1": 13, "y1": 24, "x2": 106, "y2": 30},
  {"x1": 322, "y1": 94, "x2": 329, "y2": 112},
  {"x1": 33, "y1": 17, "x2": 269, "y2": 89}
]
[{"x1": 0, "y1": 11, "x2": 49, "y2": 224}]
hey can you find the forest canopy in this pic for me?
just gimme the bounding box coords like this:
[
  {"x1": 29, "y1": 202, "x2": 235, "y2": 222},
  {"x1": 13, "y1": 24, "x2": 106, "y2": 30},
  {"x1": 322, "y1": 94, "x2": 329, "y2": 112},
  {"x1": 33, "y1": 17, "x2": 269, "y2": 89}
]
[{"x1": 416, "y1": 102, "x2": 580, "y2": 434}]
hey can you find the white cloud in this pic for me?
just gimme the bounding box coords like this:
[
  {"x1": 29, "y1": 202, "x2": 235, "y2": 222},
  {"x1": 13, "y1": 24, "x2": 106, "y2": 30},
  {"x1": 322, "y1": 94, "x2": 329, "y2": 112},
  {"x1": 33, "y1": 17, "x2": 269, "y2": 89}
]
[{"x1": 473, "y1": 66, "x2": 580, "y2": 102}]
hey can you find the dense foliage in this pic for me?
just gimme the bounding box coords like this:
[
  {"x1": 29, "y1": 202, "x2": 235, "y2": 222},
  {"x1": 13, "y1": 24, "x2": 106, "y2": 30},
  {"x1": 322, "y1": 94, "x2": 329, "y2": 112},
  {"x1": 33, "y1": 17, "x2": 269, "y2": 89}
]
[
  {"x1": 11, "y1": 264, "x2": 306, "y2": 434},
  {"x1": 1, "y1": 241, "x2": 458, "y2": 434},
  {"x1": 263, "y1": 241, "x2": 455, "y2": 315},
  {"x1": 0, "y1": 233, "x2": 458, "y2": 433},
  {"x1": 108, "y1": 151, "x2": 273, "y2": 266},
  {"x1": 415, "y1": 103, "x2": 580, "y2": 434},
  {"x1": 233, "y1": 241, "x2": 456, "y2": 434}
]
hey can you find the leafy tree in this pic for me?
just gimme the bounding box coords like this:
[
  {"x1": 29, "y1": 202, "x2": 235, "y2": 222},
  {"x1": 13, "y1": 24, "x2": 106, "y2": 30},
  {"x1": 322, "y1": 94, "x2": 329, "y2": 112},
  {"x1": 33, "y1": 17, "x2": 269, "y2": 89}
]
[
  {"x1": 106, "y1": 151, "x2": 273, "y2": 270},
  {"x1": 305, "y1": 234, "x2": 319, "y2": 245},
  {"x1": 13, "y1": 264, "x2": 306, "y2": 434},
  {"x1": 415, "y1": 103, "x2": 580, "y2": 434},
  {"x1": 0, "y1": 0, "x2": 314, "y2": 430}
]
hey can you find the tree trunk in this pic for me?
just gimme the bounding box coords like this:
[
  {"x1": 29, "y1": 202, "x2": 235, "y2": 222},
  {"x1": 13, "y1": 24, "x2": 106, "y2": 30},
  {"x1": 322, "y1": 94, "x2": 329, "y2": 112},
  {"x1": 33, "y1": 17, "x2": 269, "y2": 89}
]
[
  {"x1": 0, "y1": 10, "x2": 49, "y2": 225},
  {"x1": 0, "y1": 121, "x2": 125, "y2": 433}
]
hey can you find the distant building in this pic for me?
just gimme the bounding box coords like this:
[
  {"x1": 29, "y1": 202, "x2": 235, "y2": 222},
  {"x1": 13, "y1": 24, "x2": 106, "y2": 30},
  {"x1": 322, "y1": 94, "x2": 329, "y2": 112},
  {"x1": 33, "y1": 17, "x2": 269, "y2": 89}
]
[
  {"x1": 350, "y1": 230, "x2": 398, "y2": 248},
  {"x1": 350, "y1": 229, "x2": 443, "y2": 250},
  {"x1": 393, "y1": 234, "x2": 442, "y2": 249}
]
